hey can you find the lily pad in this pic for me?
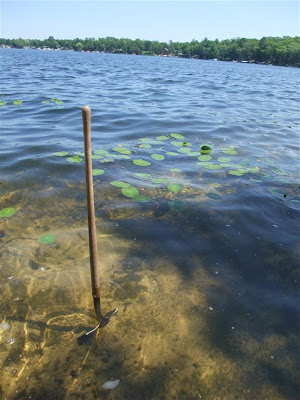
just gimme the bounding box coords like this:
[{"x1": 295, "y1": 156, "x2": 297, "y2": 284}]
[
  {"x1": 205, "y1": 164, "x2": 222, "y2": 170},
  {"x1": 52, "y1": 151, "x2": 69, "y2": 157},
  {"x1": 177, "y1": 148, "x2": 191, "y2": 154},
  {"x1": 66, "y1": 156, "x2": 83, "y2": 163},
  {"x1": 171, "y1": 141, "x2": 186, "y2": 147},
  {"x1": 170, "y1": 133, "x2": 185, "y2": 140},
  {"x1": 200, "y1": 145, "x2": 212, "y2": 154},
  {"x1": 39, "y1": 234, "x2": 56, "y2": 245},
  {"x1": 134, "y1": 173, "x2": 152, "y2": 179},
  {"x1": 187, "y1": 152, "x2": 200, "y2": 156},
  {"x1": 222, "y1": 146, "x2": 238, "y2": 155},
  {"x1": 112, "y1": 147, "x2": 131, "y2": 154},
  {"x1": 198, "y1": 155, "x2": 212, "y2": 161},
  {"x1": 121, "y1": 186, "x2": 140, "y2": 198},
  {"x1": 94, "y1": 150, "x2": 109, "y2": 156},
  {"x1": 133, "y1": 159, "x2": 151, "y2": 167},
  {"x1": 110, "y1": 181, "x2": 131, "y2": 188},
  {"x1": 92, "y1": 169, "x2": 104, "y2": 176},
  {"x1": 134, "y1": 195, "x2": 152, "y2": 202},
  {"x1": 217, "y1": 157, "x2": 231, "y2": 162},
  {"x1": 42, "y1": 100, "x2": 50, "y2": 104},
  {"x1": 170, "y1": 199, "x2": 185, "y2": 211},
  {"x1": 13, "y1": 100, "x2": 22, "y2": 105},
  {"x1": 74, "y1": 151, "x2": 85, "y2": 156},
  {"x1": 207, "y1": 192, "x2": 222, "y2": 200},
  {"x1": 54, "y1": 100, "x2": 64, "y2": 105},
  {"x1": 0, "y1": 101, "x2": 7, "y2": 106},
  {"x1": 100, "y1": 158, "x2": 114, "y2": 163},
  {"x1": 151, "y1": 154, "x2": 165, "y2": 161},
  {"x1": 166, "y1": 152, "x2": 180, "y2": 156},
  {"x1": 92, "y1": 155, "x2": 104, "y2": 160},
  {"x1": 138, "y1": 138, "x2": 153, "y2": 143},
  {"x1": 114, "y1": 154, "x2": 131, "y2": 160},
  {"x1": 0, "y1": 207, "x2": 16, "y2": 218},
  {"x1": 139, "y1": 144, "x2": 152, "y2": 149},
  {"x1": 156, "y1": 135, "x2": 169, "y2": 140},
  {"x1": 152, "y1": 178, "x2": 168, "y2": 184},
  {"x1": 228, "y1": 170, "x2": 244, "y2": 176},
  {"x1": 167, "y1": 183, "x2": 183, "y2": 193}
]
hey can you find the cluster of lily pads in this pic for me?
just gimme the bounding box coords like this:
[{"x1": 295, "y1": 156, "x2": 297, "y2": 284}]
[
  {"x1": 0, "y1": 98, "x2": 64, "y2": 106},
  {"x1": 0, "y1": 100, "x2": 23, "y2": 106}
]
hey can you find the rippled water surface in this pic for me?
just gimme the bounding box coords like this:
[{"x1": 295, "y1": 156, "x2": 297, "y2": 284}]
[{"x1": 0, "y1": 49, "x2": 299, "y2": 400}]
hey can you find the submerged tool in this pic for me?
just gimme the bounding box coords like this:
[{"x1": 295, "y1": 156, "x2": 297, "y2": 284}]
[{"x1": 77, "y1": 106, "x2": 117, "y2": 345}]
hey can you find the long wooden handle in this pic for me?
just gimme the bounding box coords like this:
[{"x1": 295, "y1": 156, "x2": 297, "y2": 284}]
[{"x1": 82, "y1": 106, "x2": 101, "y2": 298}]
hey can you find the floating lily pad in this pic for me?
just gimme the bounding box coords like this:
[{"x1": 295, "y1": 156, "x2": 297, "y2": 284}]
[
  {"x1": 205, "y1": 164, "x2": 222, "y2": 170},
  {"x1": 166, "y1": 152, "x2": 180, "y2": 156},
  {"x1": 67, "y1": 156, "x2": 83, "y2": 163},
  {"x1": 74, "y1": 151, "x2": 85, "y2": 156},
  {"x1": 114, "y1": 154, "x2": 131, "y2": 160},
  {"x1": 94, "y1": 149, "x2": 109, "y2": 156},
  {"x1": 0, "y1": 207, "x2": 16, "y2": 217},
  {"x1": 133, "y1": 159, "x2": 151, "y2": 167},
  {"x1": 196, "y1": 162, "x2": 212, "y2": 166},
  {"x1": 200, "y1": 145, "x2": 212, "y2": 154},
  {"x1": 110, "y1": 181, "x2": 131, "y2": 188},
  {"x1": 54, "y1": 100, "x2": 64, "y2": 105},
  {"x1": 156, "y1": 135, "x2": 169, "y2": 140},
  {"x1": 171, "y1": 141, "x2": 186, "y2": 147},
  {"x1": 152, "y1": 178, "x2": 168, "y2": 184},
  {"x1": 92, "y1": 169, "x2": 104, "y2": 176},
  {"x1": 187, "y1": 152, "x2": 200, "y2": 156},
  {"x1": 168, "y1": 183, "x2": 183, "y2": 193},
  {"x1": 177, "y1": 148, "x2": 191, "y2": 154},
  {"x1": 228, "y1": 170, "x2": 244, "y2": 176},
  {"x1": 134, "y1": 173, "x2": 152, "y2": 179},
  {"x1": 138, "y1": 138, "x2": 153, "y2": 143},
  {"x1": 140, "y1": 144, "x2": 152, "y2": 148},
  {"x1": 39, "y1": 234, "x2": 56, "y2": 244},
  {"x1": 170, "y1": 133, "x2": 185, "y2": 140},
  {"x1": 112, "y1": 147, "x2": 131, "y2": 154},
  {"x1": 0, "y1": 101, "x2": 7, "y2": 106},
  {"x1": 170, "y1": 199, "x2": 185, "y2": 211},
  {"x1": 219, "y1": 163, "x2": 235, "y2": 168},
  {"x1": 198, "y1": 155, "x2": 212, "y2": 161},
  {"x1": 134, "y1": 195, "x2": 152, "y2": 202},
  {"x1": 207, "y1": 192, "x2": 222, "y2": 200},
  {"x1": 13, "y1": 100, "x2": 22, "y2": 105},
  {"x1": 222, "y1": 146, "x2": 238, "y2": 155},
  {"x1": 151, "y1": 154, "x2": 165, "y2": 161},
  {"x1": 92, "y1": 155, "x2": 103, "y2": 160},
  {"x1": 217, "y1": 157, "x2": 231, "y2": 162},
  {"x1": 121, "y1": 186, "x2": 140, "y2": 198},
  {"x1": 52, "y1": 151, "x2": 69, "y2": 157},
  {"x1": 42, "y1": 100, "x2": 50, "y2": 104}
]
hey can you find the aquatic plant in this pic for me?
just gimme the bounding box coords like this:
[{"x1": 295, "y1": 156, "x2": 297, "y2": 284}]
[
  {"x1": 0, "y1": 207, "x2": 16, "y2": 217},
  {"x1": 39, "y1": 234, "x2": 56, "y2": 244}
]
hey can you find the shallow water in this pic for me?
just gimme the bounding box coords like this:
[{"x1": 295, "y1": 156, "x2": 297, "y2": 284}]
[{"x1": 0, "y1": 49, "x2": 299, "y2": 400}]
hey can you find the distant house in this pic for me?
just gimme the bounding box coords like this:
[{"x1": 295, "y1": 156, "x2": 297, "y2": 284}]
[{"x1": 161, "y1": 47, "x2": 170, "y2": 56}]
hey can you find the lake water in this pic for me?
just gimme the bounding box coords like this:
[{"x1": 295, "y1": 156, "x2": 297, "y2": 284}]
[{"x1": 0, "y1": 49, "x2": 299, "y2": 400}]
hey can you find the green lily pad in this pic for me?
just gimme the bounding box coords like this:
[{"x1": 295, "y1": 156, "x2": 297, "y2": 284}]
[
  {"x1": 110, "y1": 181, "x2": 131, "y2": 188},
  {"x1": 177, "y1": 148, "x2": 191, "y2": 154},
  {"x1": 0, "y1": 101, "x2": 7, "y2": 106},
  {"x1": 39, "y1": 234, "x2": 56, "y2": 245},
  {"x1": 222, "y1": 146, "x2": 238, "y2": 155},
  {"x1": 170, "y1": 133, "x2": 185, "y2": 140},
  {"x1": 42, "y1": 100, "x2": 50, "y2": 104},
  {"x1": 52, "y1": 151, "x2": 69, "y2": 157},
  {"x1": 207, "y1": 192, "x2": 222, "y2": 200},
  {"x1": 152, "y1": 178, "x2": 168, "y2": 184},
  {"x1": 151, "y1": 154, "x2": 165, "y2": 161},
  {"x1": 228, "y1": 170, "x2": 244, "y2": 176},
  {"x1": 140, "y1": 144, "x2": 152, "y2": 149},
  {"x1": 205, "y1": 164, "x2": 222, "y2": 170},
  {"x1": 134, "y1": 195, "x2": 152, "y2": 202},
  {"x1": 134, "y1": 173, "x2": 152, "y2": 179},
  {"x1": 170, "y1": 199, "x2": 185, "y2": 211},
  {"x1": 196, "y1": 162, "x2": 212, "y2": 166},
  {"x1": 92, "y1": 155, "x2": 103, "y2": 160},
  {"x1": 92, "y1": 169, "x2": 104, "y2": 176},
  {"x1": 112, "y1": 147, "x2": 131, "y2": 154},
  {"x1": 219, "y1": 163, "x2": 235, "y2": 168},
  {"x1": 167, "y1": 183, "x2": 183, "y2": 193},
  {"x1": 156, "y1": 135, "x2": 169, "y2": 140},
  {"x1": 198, "y1": 155, "x2": 212, "y2": 161},
  {"x1": 217, "y1": 157, "x2": 231, "y2": 162},
  {"x1": 74, "y1": 151, "x2": 85, "y2": 156},
  {"x1": 13, "y1": 100, "x2": 22, "y2": 105},
  {"x1": 121, "y1": 186, "x2": 140, "y2": 198},
  {"x1": 166, "y1": 152, "x2": 180, "y2": 156},
  {"x1": 171, "y1": 141, "x2": 186, "y2": 147},
  {"x1": 0, "y1": 207, "x2": 16, "y2": 217},
  {"x1": 187, "y1": 152, "x2": 200, "y2": 156},
  {"x1": 52, "y1": 98, "x2": 59, "y2": 102},
  {"x1": 133, "y1": 159, "x2": 151, "y2": 167},
  {"x1": 54, "y1": 101, "x2": 64, "y2": 105},
  {"x1": 200, "y1": 145, "x2": 212, "y2": 154},
  {"x1": 94, "y1": 149, "x2": 109, "y2": 156},
  {"x1": 66, "y1": 156, "x2": 83, "y2": 163},
  {"x1": 138, "y1": 138, "x2": 153, "y2": 143},
  {"x1": 114, "y1": 154, "x2": 131, "y2": 160}
]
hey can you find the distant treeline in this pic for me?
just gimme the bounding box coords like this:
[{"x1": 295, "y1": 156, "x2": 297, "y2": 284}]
[{"x1": 1, "y1": 36, "x2": 300, "y2": 66}]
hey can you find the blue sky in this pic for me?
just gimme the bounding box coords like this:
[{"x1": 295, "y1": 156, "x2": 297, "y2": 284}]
[{"x1": 1, "y1": 1, "x2": 299, "y2": 42}]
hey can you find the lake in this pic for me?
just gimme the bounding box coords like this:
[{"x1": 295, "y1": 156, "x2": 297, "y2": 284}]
[{"x1": 0, "y1": 49, "x2": 299, "y2": 400}]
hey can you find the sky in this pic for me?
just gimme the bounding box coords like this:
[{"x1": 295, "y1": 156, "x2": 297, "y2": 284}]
[{"x1": 0, "y1": 0, "x2": 299, "y2": 42}]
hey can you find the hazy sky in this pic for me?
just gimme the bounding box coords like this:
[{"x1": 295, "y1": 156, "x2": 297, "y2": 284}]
[{"x1": 1, "y1": 0, "x2": 299, "y2": 42}]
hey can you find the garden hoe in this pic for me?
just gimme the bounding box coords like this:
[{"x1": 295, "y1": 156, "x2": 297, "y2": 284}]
[{"x1": 77, "y1": 106, "x2": 117, "y2": 345}]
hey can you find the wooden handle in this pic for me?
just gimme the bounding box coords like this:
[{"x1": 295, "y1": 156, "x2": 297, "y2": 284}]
[{"x1": 82, "y1": 106, "x2": 101, "y2": 298}]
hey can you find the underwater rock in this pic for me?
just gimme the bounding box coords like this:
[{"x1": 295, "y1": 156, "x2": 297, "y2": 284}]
[{"x1": 102, "y1": 379, "x2": 120, "y2": 389}]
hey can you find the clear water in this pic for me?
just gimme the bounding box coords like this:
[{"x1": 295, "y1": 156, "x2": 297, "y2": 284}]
[{"x1": 0, "y1": 49, "x2": 299, "y2": 400}]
